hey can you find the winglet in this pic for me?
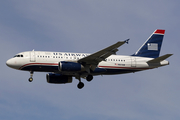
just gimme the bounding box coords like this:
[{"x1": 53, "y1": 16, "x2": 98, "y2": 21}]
[{"x1": 124, "y1": 39, "x2": 130, "y2": 44}]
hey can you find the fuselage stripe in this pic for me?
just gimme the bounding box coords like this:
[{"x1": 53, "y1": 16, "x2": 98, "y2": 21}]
[
  {"x1": 19, "y1": 62, "x2": 151, "y2": 71},
  {"x1": 98, "y1": 66, "x2": 151, "y2": 70},
  {"x1": 19, "y1": 63, "x2": 58, "y2": 70}
]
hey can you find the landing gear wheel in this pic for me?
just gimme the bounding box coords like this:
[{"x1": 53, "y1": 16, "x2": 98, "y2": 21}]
[
  {"x1": 29, "y1": 77, "x2": 33, "y2": 82},
  {"x1": 77, "y1": 82, "x2": 84, "y2": 89},
  {"x1": 86, "y1": 75, "x2": 93, "y2": 82},
  {"x1": 28, "y1": 71, "x2": 34, "y2": 82}
]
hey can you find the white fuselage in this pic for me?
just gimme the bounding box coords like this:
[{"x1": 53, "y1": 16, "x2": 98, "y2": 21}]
[{"x1": 6, "y1": 51, "x2": 169, "y2": 76}]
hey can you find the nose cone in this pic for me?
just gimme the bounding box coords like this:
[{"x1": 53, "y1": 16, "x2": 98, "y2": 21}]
[
  {"x1": 6, "y1": 59, "x2": 13, "y2": 68},
  {"x1": 6, "y1": 58, "x2": 19, "y2": 69}
]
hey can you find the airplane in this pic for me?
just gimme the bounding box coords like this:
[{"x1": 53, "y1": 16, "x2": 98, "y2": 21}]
[{"x1": 6, "y1": 29, "x2": 172, "y2": 89}]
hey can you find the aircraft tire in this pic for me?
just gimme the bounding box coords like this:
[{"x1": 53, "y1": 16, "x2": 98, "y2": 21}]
[
  {"x1": 77, "y1": 82, "x2": 84, "y2": 89},
  {"x1": 86, "y1": 75, "x2": 93, "y2": 82},
  {"x1": 28, "y1": 77, "x2": 33, "y2": 82}
]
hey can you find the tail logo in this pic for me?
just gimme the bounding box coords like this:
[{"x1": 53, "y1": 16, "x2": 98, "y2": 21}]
[
  {"x1": 148, "y1": 43, "x2": 158, "y2": 51},
  {"x1": 132, "y1": 29, "x2": 165, "y2": 58}
]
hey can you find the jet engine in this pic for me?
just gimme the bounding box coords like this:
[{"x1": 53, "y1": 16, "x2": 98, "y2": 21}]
[
  {"x1": 58, "y1": 61, "x2": 84, "y2": 72},
  {"x1": 46, "y1": 73, "x2": 72, "y2": 84}
]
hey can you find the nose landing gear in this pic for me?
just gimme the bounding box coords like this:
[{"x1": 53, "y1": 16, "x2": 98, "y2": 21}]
[{"x1": 28, "y1": 71, "x2": 34, "y2": 82}]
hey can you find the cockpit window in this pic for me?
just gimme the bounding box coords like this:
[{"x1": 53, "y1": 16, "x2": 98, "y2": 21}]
[{"x1": 13, "y1": 54, "x2": 23, "y2": 58}]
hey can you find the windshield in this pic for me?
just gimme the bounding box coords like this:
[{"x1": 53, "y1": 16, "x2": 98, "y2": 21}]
[{"x1": 13, "y1": 54, "x2": 23, "y2": 58}]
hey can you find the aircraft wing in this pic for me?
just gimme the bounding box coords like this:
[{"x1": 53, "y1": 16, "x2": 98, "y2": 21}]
[{"x1": 78, "y1": 39, "x2": 129, "y2": 70}]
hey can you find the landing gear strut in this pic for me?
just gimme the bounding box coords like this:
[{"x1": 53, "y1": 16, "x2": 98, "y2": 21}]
[
  {"x1": 76, "y1": 76, "x2": 84, "y2": 89},
  {"x1": 76, "y1": 75, "x2": 94, "y2": 89},
  {"x1": 28, "y1": 71, "x2": 33, "y2": 82}
]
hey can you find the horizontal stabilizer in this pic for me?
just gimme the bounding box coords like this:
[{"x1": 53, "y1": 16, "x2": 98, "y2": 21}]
[{"x1": 147, "y1": 54, "x2": 173, "y2": 63}]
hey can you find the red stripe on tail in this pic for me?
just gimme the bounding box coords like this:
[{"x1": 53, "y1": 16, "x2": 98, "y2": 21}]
[{"x1": 154, "y1": 29, "x2": 165, "y2": 34}]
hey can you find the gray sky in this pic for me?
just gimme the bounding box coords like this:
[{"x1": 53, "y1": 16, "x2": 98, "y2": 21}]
[{"x1": 0, "y1": 0, "x2": 179, "y2": 120}]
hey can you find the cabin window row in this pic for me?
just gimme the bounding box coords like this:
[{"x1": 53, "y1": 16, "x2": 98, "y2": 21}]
[
  {"x1": 37, "y1": 55, "x2": 125, "y2": 62},
  {"x1": 37, "y1": 55, "x2": 80, "y2": 59},
  {"x1": 105, "y1": 59, "x2": 125, "y2": 62},
  {"x1": 37, "y1": 55, "x2": 50, "y2": 58}
]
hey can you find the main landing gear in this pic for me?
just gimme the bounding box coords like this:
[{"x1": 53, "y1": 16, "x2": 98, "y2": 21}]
[
  {"x1": 86, "y1": 75, "x2": 93, "y2": 82},
  {"x1": 77, "y1": 75, "x2": 93, "y2": 89},
  {"x1": 77, "y1": 82, "x2": 84, "y2": 89},
  {"x1": 76, "y1": 75, "x2": 84, "y2": 89},
  {"x1": 28, "y1": 71, "x2": 34, "y2": 82}
]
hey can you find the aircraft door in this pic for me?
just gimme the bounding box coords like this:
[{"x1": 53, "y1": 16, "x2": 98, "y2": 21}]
[
  {"x1": 30, "y1": 51, "x2": 36, "y2": 62},
  {"x1": 131, "y1": 57, "x2": 136, "y2": 67}
]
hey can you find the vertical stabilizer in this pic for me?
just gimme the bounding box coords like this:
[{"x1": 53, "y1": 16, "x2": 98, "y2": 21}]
[{"x1": 132, "y1": 29, "x2": 165, "y2": 58}]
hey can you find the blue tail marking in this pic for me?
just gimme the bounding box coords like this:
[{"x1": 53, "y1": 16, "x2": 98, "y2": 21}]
[{"x1": 132, "y1": 29, "x2": 165, "y2": 58}]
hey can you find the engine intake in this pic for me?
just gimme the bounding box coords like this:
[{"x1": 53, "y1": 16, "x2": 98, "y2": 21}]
[
  {"x1": 58, "y1": 61, "x2": 83, "y2": 72},
  {"x1": 46, "y1": 73, "x2": 72, "y2": 84}
]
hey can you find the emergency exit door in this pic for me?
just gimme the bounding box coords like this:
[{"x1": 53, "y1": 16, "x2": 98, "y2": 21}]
[
  {"x1": 30, "y1": 51, "x2": 36, "y2": 62},
  {"x1": 131, "y1": 57, "x2": 136, "y2": 67}
]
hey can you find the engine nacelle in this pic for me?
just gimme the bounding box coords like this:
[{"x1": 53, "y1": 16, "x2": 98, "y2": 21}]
[
  {"x1": 58, "y1": 61, "x2": 84, "y2": 72},
  {"x1": 46, "y1": 73, "x2": 72, "y2": 84}
]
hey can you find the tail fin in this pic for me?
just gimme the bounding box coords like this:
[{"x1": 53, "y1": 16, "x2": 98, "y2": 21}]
[{"x1": 132, "y1": 29, "x2": 165, "y2": 58}]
